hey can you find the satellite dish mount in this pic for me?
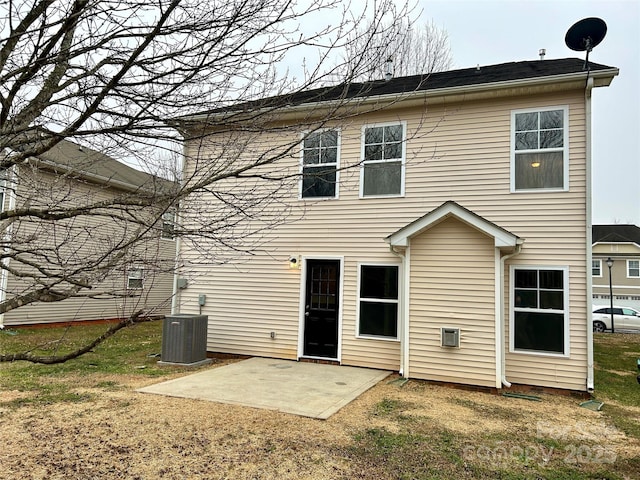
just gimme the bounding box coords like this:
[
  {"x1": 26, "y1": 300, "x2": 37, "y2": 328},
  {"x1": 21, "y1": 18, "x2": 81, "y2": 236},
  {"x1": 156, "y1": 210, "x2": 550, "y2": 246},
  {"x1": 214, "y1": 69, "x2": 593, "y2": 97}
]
[{"x1": 565, "y1": 17, "x2": 607, "y2": 70}]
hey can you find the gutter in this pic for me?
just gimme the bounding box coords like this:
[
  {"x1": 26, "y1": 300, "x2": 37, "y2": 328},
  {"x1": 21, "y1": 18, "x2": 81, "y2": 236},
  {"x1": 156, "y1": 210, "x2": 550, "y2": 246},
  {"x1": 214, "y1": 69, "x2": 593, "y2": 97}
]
[
  {"x1": 500, "y1": 244, "x2": 523, "y2": 388},
  {"x1": 585, "y1": 76, "x2": 595, "y2": 392},
  {"x1": 183, "y1": 68, "x2": 619, "y2": 124},
  {"x1": 389, "y1": 245, "x2": 408, "y2": 377}
]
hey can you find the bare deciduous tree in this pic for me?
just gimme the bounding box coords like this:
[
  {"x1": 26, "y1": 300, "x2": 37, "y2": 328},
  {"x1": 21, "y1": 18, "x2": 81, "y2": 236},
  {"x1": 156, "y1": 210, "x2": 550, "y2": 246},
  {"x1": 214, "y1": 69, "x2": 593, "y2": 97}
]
[
  {"x1": 338, "y1": 18, "x2": 453, "y2": 82},
  {"x1": 0, "y1": 0, "x2": 416, "y2": 362}
]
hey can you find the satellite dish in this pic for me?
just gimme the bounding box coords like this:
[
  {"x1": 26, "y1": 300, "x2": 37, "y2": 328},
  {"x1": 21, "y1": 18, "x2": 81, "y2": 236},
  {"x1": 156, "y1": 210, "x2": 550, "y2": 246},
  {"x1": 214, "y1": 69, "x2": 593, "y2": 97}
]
[{"x1": 565, "y1": 17, "x2": 607, "y2": 70}]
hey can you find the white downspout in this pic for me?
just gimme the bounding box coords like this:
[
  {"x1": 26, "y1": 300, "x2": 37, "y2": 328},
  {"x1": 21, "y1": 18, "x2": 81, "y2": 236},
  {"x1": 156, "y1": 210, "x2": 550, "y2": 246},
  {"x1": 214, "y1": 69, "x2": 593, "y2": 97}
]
[
  {"x1": 585, "y1": 76, "x2": 595, "y2": 392},
  {"x1": 389, "y1": 245, "x2": 408, "y2": 377},
  {"x1": 500, "y1": 244, "x2": 522, "y2": 388}
]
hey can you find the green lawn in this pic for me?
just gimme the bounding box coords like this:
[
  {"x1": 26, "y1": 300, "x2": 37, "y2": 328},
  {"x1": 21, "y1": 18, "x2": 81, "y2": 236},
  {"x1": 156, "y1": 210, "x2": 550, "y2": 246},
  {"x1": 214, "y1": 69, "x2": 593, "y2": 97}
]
[
  {"x1": 1, "y1": 322, "x2": 639, "y2": 479},
  {"x1": 0, "y1": 320, "x2": 169, "y2": 405},
  {"x1": 593, "y1": 332, "x2": 640, "y2": 439}
]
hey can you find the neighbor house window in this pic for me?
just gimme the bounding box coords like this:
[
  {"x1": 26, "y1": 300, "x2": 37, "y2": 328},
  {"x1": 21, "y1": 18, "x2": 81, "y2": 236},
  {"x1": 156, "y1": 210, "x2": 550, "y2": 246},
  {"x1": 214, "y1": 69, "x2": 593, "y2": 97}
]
[
  {"x1": 301, "y1": 129, "x2": 339, "y2": 199},
  {"x1": 360, "y1": 122, "x2": 405, "y2": 197},
  {"x1": 511, "y1": 267, "x2": 568, "y2": 355},
  {"x1": 358, "y1": 264, "x2": 399, "y2": 339},
  {"x1": 127, "y1": 268, "x2": 144, "y2": 289},
  {"x1": 592, "y1": 259, "x2": 602, "y2": 277},
  {"x1": 161, "y1": 210, "x2": 176, "y2": 240},
  {"x1": 628, "y1": 260, "x2": 640, "y2": 278},
  {"x1": 0, "y1": 168, "x2": 7, "y2": 212},
  {"x1": 511, "y1": 107, "x2": 568, "y2": 191}
]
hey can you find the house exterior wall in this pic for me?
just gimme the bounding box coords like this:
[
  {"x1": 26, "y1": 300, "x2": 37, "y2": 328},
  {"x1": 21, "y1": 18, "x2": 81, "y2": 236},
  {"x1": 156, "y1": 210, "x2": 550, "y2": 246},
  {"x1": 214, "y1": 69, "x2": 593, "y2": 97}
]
[
  {"x1": 178, "y1": 87, "x2": 591, "y2": 391},
  {"x1": 592, "y1": 243, "x2": 640, "y2": 308},
  {"x1": 1, "y1": 167, "x2": 174, "y2": 326},
  {"x1": 407, "y1": 217, "x2": 497, "y2": 388}
]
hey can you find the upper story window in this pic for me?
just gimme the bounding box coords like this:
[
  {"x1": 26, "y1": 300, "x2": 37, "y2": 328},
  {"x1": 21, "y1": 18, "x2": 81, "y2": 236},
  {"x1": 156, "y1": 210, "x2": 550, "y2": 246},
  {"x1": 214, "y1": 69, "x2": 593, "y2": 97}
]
[
  {"x1": 0, "y1": 169, "x2": 6, "y2": 212},
  {"x1": 511, "y1": 107, "x2": 568, "y2": 192},
  {"x1": 628, "y1": 260, "x2": 640, "y2": 278},
  {"x1": 360, "y1": 122, "x2": 405, "y2": 198},
  {"x1": 592, "y1": 259, "x2": 602, "y2": 277},
  {"x1": 511, "y1": 266, "x2": 569, "y2": 356},
  {"x1": 301, "y1": 129, "x2": 339, "y2": 199},
  {"x1": 161, "y1": 210, "x2": 176, "y2": 240}
]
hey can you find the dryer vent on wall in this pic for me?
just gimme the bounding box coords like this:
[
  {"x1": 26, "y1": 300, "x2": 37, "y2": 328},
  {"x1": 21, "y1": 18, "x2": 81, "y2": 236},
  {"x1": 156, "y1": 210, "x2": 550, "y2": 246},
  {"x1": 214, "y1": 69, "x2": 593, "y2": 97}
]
[{"x1": 441, "y1": 327, "x2": 460, "y2": 348}]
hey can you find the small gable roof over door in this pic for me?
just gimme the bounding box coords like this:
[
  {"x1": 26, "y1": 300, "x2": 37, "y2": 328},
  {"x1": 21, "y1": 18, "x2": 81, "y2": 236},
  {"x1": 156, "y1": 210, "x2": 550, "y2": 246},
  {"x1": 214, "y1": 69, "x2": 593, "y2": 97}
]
[{"x1": 385, "y1": 201, "x2": 522, "y2": 250}]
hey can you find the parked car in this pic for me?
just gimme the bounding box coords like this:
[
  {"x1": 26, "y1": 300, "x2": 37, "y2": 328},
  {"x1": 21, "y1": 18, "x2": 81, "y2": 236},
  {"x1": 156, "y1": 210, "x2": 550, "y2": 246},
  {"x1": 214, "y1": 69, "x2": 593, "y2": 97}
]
[{"x1": 592, "y1": 306, "x2": 640, "y2": 332}]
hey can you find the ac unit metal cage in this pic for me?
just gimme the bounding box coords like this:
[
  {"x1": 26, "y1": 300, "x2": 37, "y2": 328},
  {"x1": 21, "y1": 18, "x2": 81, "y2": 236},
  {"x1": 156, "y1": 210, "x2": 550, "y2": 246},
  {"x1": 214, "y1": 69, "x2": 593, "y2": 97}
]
[{"x1": 160, "y1": 314, "x2": 209, "y2": 366}]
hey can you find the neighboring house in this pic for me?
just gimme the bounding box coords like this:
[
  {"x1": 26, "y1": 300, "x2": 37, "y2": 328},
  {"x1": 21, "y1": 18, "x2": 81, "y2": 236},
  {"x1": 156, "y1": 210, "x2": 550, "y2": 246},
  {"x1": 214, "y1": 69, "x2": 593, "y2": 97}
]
[
  {"x1": 592, "y1": 224, "x2": 640, "y2": 309},
  {"x1": 175, "y1": 58, "x2": 618, "y2": 393},
  {"x1": 0, "y1": 138, "x2": 177, "y2": 327}
]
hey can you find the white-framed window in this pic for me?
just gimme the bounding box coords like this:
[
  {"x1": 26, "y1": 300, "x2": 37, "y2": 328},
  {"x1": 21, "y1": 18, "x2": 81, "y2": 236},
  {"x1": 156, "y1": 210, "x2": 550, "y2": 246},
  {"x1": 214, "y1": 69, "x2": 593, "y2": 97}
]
[
  {"x1": 628, "y1": 260, "x2": 640, "y2": 278},
  {"x1": 510, "y1": 266, "x2": 569, "y2": 356},
  {"x1": 357, "y1": 264, "x2": 400, "y2": 339},
  {"x1": 127, "y1": 268, "x2": 144, "y2": 289},
  {"x1": 0, "y1": 168, "x2": 7, "y2": 212},
  {"x1": 360, "y1": 122, "x2": 406, "y2": 198},
  {"x1": 511, "y1": 106, "x2": 568, "y2": 192},
  {"x1": 592, "y1": 259, "x2": 602, "y2": 277},
  {"x1": 300, "y1": 129, "x2": 339, "y2": 199},
  {"x1": 161, "y1": 210, "x2": 176, "y2": 240}
]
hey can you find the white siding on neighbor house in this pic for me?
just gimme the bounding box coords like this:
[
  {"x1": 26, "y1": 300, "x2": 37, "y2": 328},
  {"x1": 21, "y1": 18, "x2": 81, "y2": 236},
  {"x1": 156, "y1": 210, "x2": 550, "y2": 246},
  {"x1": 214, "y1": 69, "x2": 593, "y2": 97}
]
[
  {"x1": 408, "y1": 217, "x2": 497, "y2": 388},
  {"x1": 179, "y1": 88, "x2": 591, "y2": 390}
]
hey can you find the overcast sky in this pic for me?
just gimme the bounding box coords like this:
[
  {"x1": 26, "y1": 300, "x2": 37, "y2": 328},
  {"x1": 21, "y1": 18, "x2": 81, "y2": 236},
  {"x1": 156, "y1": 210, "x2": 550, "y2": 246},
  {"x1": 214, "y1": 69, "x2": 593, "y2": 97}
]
[{"x1": 416, "y1": 0, "x2": 640, "y2": 225}]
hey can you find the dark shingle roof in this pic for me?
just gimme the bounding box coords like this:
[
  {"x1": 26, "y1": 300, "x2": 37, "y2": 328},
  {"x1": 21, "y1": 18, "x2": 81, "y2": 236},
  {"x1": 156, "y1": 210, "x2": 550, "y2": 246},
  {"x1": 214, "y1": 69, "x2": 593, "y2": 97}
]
[
  {"x1": 593, "y1": 225, "x2": 640, "y2": 244},
  {"x1": 195, "y1": 58, "x2": 616, "y2": 116}
]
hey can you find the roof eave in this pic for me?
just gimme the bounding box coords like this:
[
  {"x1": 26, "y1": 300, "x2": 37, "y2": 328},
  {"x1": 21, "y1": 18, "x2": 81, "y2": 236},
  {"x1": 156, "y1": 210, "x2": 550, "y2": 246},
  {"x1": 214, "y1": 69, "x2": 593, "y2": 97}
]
[{"x1": 180, "y1": 67, "x2": 619, "y2": 127}]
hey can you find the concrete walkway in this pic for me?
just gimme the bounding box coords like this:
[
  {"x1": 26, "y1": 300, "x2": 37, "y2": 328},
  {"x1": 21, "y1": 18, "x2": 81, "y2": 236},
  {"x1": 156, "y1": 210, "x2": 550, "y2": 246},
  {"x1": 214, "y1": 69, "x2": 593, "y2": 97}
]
[{"x1": 137, "y1": 357, "x2": 390, "y2": 419}]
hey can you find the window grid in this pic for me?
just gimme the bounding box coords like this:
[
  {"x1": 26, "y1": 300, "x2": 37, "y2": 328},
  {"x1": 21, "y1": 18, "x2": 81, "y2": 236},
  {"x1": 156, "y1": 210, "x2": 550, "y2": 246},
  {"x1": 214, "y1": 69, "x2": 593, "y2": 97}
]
[
  {"x1": 127, "y1": 268, "x2": 144, "y2": 289},
  {"x1": 360, "y1": 122, "x2": 405, "y2": 198},
  {"x1": 511, "y1": 107, "x2": 568, "y2": 192},
  {"x1": 592, "y1": 259, "x2": 602, "y2": 277},
  {"x1": 628, "y1": 260, "x2": 640, "y2": 278},
  {"x1": 161, "y1": 211, "x2": 176, "y2": 240},
  {"x1": 301, "y1": 129, "x2": 339, "y2": 199},
  {"x1": 357, "y1": 264, "x2": 400, "y2": 339},
  {"x1": 511, "y1": 267, "x2": 568, "y2": 356}
]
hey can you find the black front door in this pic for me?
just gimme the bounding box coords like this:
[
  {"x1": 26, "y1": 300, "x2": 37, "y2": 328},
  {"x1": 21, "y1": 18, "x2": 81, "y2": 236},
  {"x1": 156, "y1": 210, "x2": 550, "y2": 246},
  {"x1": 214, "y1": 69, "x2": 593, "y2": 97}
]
[{"x1": 303, "y1": 259, "x2": 340, "y2": 358}]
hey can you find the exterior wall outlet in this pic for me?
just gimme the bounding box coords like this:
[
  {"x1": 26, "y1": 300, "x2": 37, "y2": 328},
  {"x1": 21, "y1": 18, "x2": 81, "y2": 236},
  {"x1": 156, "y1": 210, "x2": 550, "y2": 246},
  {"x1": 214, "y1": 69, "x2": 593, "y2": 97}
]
[{"x1": 270, "y1": 331, "x2": 276, "y2": 339}]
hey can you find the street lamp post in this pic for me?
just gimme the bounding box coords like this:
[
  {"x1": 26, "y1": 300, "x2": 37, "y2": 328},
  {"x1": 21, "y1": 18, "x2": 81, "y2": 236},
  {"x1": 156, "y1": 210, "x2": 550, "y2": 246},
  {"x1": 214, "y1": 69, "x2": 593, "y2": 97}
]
[{"x1": 606, "y1": 257, "x2": 615, "y2": 333}]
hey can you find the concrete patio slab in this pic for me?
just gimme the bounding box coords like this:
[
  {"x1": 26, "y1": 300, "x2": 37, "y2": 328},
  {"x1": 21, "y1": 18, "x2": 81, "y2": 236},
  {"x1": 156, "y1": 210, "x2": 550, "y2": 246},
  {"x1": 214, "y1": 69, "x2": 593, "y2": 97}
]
[{"x1": 137, "y1": 357, "x2": 390, "y2": 419}]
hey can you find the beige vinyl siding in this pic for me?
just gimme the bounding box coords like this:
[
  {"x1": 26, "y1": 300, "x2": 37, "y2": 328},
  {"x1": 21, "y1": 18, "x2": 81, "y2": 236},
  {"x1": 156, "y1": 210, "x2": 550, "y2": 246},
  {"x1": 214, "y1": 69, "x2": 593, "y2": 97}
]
[
  {"x1": 2, "y1": 167, "x2": 174, "y2": 326},
  {"x1": 180, "y1": 88, "x2": 590, "y2": 390},
  {"x1": 593, "y1": 243, "x2": 640, "y2": 255},
  {"x1": 407, "y1": 217, "x2": 497, "y2": 387}
]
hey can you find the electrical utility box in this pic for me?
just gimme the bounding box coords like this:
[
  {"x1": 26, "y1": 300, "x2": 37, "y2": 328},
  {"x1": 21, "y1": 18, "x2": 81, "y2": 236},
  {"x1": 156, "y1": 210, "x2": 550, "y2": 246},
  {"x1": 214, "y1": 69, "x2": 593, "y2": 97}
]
[{"x1": 159, "y1": 314, "x2": 210, "y2": 366}]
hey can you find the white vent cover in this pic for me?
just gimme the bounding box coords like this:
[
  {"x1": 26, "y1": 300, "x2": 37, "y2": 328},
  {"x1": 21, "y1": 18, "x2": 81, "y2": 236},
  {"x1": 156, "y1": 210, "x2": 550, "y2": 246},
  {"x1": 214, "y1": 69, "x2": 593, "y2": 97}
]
[{"x1": 441, "y1": 328, "x2": 460, "y2": 348}]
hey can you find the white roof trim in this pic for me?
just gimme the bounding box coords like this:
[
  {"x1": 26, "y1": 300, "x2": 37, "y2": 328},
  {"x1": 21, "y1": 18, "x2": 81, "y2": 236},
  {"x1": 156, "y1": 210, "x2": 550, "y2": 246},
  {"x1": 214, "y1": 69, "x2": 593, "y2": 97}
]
[
  {"x1": 385, "y1": 201, "x2": 521, "y2": 249},
  {"x1": 593, "y1": 241, "x2": 640, "y2": 249}
]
